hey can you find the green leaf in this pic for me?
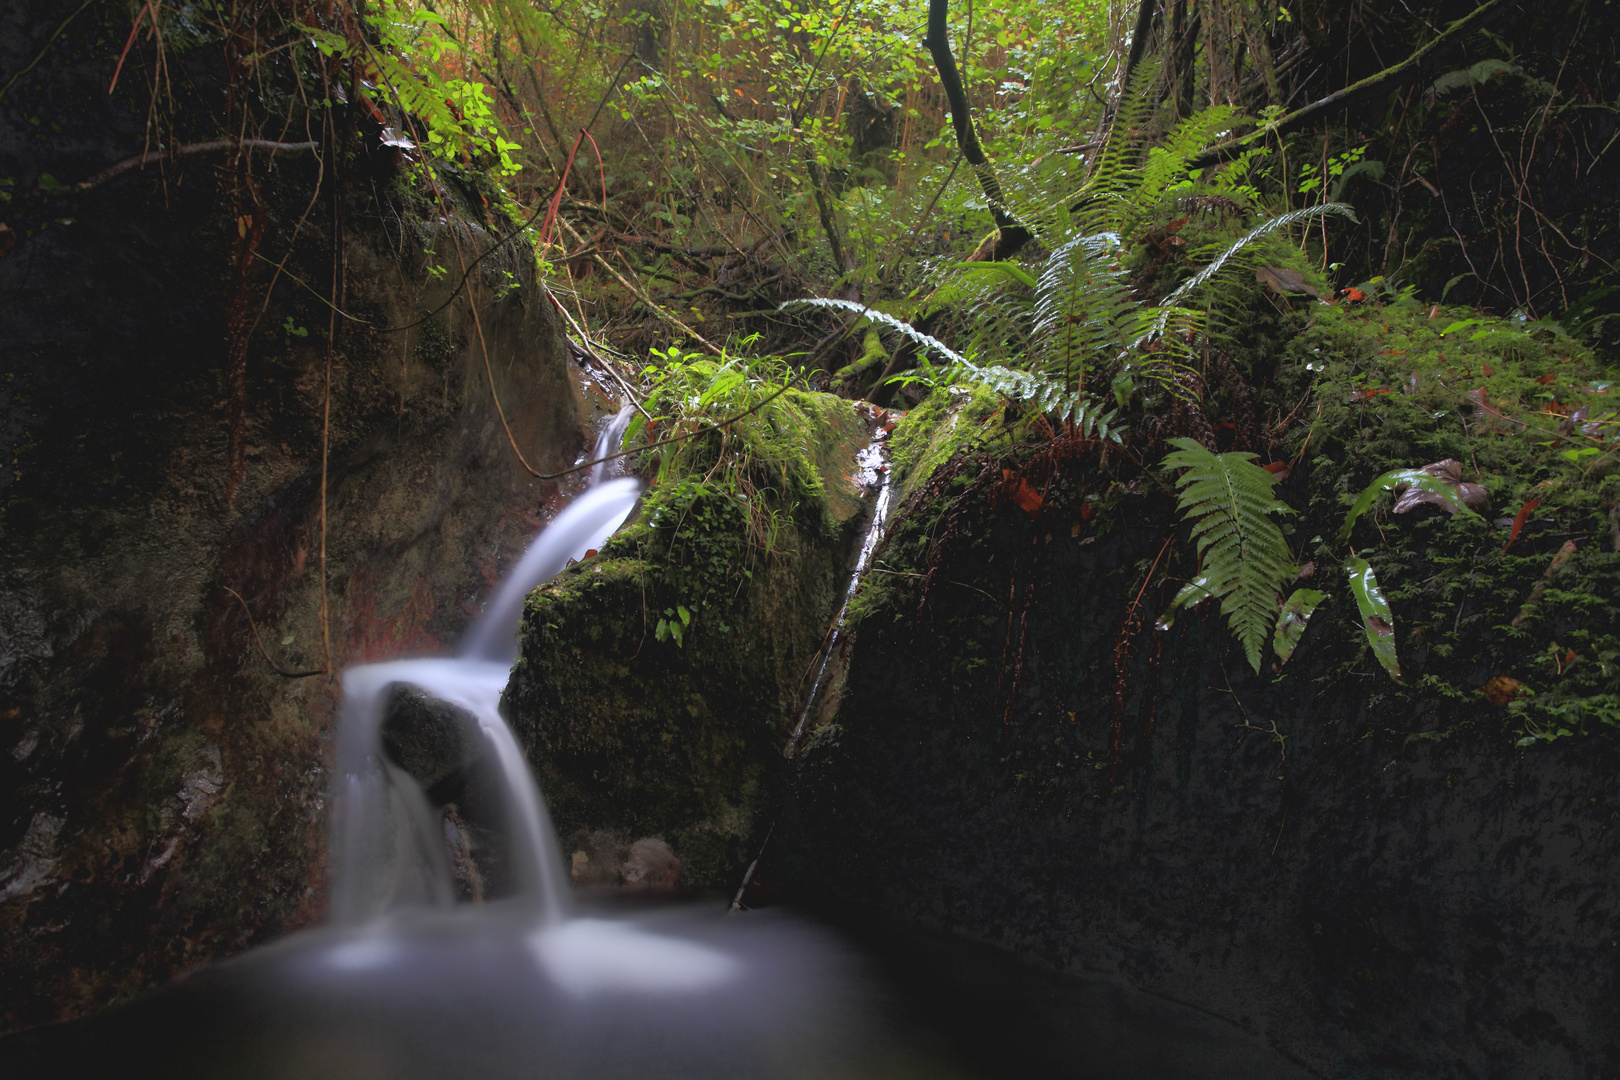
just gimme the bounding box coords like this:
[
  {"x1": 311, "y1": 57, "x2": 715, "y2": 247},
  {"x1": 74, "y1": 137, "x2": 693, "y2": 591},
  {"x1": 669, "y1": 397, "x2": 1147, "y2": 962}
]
[
  {"x1": 1161, "y1": 438, "x2": 1298, "y2": 672},
  {"x1": 1155, "y1": 575, "x2": 1215, "y2": 631},
  {"x1": 1273, "y1": 588, "x2": 1327, "y2": 665},
  {"x1": 942, "y1": 261, "x2": 1038, "y2": 290},
  {"x1": 1346, "y1": 558, "x2": 1401, "y2": 682}
]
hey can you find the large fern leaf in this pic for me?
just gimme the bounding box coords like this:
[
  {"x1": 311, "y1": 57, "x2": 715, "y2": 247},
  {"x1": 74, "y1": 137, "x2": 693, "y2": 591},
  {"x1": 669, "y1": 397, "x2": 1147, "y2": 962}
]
[
  {"x1": 1161, "y1": 438, "x2": 1297, "y2": 672},
  {"x1": 1163, "y1": 203, "x2": 1358, "y2": 306},
  {"x1": 781, "y1": 298, "x2": 970, "y2": 368}
]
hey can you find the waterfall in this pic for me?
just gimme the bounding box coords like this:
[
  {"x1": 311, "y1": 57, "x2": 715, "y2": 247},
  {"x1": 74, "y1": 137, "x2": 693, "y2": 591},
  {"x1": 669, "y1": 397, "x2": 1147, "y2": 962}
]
[
  {"x1": 329, "y1": 408, "x2": 640, "y2": 927},
  {"x1": 784, "y1": 428, "x2": 893, "y2": 756}
]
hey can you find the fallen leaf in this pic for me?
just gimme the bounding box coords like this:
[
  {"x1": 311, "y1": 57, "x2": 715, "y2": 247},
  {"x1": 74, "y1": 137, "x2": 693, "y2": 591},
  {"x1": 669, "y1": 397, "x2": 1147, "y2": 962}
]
[
  {"x1": 1273, "y1": 588, "x2": 1328, "y2": 665},
  {"x1": 1156, "y1": 575, "x2": 1216, "y2": 632},
  {"x1": 1343, "y1": 286, "x2": 1367, "y2": 302},
  {"x1": 583, "y1": 548, "x2": 599, "y2": 560},
  {"x1": 1481, "y1": 362, "x2": 1494, "y2": 377},
  {"x1": 1535, "y1": 373, "x2": 1556, "y2": 385},
  {"x1": 1479, "y1": 675, "x2": 1529, "y2": 707},
  {"x1": 1261, "y1": 461, "x2": 1292, "y2": 481},
  {"x1": 1256, "y1": 266, "x2": 1317, "y2": 296},
  {"x1": 1559, "y1": 406, "x2": 1589, "y2": 436},
  {"x1": 1503, "y1": 498, "x2": 1540, "y2": 551},
  {"x1": 999, "y1": 470, "x2": 1043, "y2": 518},
  {"x1": 1347, "y1": 557, "x2": 1402, "y2": 682},
  {"x1": 1388, "y1": 459, "x2": 1490, "y2": 516},
  {"x1": 1349, "y1": 387, "x2": 1391, "y2": 401}
]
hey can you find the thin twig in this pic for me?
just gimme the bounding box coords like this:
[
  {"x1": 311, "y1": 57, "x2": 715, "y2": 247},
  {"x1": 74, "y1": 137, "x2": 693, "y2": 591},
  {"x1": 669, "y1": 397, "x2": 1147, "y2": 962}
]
[
  {"x1": 222, "y1": 588, "x2": 326, "y2": 678},
  {"x1": 66, "y1": 138, "x2": 317, "y2": 192},
  {"x1": 728, "y1": 823, "x2": 774, "y2": 913},
  {"x1": 0, "y1": 0, "x2": 96, "y2": 101}
]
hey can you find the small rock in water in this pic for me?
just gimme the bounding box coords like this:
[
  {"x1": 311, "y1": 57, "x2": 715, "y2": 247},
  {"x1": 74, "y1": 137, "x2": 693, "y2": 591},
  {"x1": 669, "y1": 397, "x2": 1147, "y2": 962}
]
[
  {"x1": 622, "y1": 838, "x2": 681, "y2": 891},
  {"x1": 569, "y1": 829, "x2": 624, "y2": 886}
]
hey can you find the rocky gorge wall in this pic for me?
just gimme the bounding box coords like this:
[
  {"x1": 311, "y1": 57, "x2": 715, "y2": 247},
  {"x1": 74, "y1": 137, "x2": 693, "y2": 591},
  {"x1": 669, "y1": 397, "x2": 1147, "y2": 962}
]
[
  {"x1": 0, "y1": 8, "x2": 588, "y2": 1025},
  {"x1": 786, "y1": 444, "x2": 1620, "y2": 1079}
]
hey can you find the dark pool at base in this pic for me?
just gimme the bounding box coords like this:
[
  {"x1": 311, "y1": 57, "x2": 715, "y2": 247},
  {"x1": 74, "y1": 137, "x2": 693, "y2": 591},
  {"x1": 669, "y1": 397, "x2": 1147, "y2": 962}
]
[{"x1": 0, "y1": 899, "x2": 1310, "y2": 1080}]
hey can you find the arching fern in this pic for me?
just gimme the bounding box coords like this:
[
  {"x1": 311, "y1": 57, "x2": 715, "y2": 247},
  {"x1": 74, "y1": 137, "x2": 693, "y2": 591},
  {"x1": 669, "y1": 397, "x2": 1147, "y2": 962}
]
[{"x1": 1160, "y1": 438, "x2": 1298, "y2": 672}]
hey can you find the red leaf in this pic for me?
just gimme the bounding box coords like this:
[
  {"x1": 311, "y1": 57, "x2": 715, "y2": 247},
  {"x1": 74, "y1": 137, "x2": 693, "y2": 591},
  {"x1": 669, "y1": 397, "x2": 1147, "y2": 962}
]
[
  {"x1": 1080, "y1": 501, "x2": 1094, "y2": 521},
  {"x1": 1261, "y1": 461, "x2": 1291, "y2": 480},
  {"x1": 1481, "y1": 362, "x2": 1494, "y2": 377},
  {"x1": 1535, "y1": 373, "x2": 1556, "y2": 385},
  {"x1": 583, "y1": 548, "x2": 599, "y2": 560},
  {"x1": 1343, "y1": 287, "x2": 1367, "y2": 302},
  {"x1": 1503, "y1": 499, "x2": 1539, "y2": 552},
  {"x1": 999, "y1": 470, "x2": 1044, "y2": 518},
  {"x1": 1350, "y1": 387, "x2": 1391, "y2": 401}
]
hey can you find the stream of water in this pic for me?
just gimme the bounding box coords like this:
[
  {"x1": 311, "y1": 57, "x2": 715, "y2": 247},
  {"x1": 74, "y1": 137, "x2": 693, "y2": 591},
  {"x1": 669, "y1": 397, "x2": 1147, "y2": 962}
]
[{"x1": 0, "y1": 407, "x2": 1313, "y2": 1080}]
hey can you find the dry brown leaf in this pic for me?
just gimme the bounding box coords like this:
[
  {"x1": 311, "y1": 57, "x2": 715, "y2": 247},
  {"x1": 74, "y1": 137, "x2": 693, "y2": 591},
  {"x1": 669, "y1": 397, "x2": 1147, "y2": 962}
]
[
  {"x1": 1479, "y1": 675, "x2": 1529, "y2": 707},
  {"x1": 1510, "y1": 540, "x2": 1578, "y2": 627}
]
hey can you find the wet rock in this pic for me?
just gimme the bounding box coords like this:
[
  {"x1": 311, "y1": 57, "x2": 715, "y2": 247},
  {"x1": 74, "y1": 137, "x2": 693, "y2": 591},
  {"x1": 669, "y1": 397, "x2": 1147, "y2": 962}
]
[
  {"x1": 506, "y1": 391, "x2": 875, "y2": 889},
  {"x1": 568, "y1": 829, "x2": 624, "y2": 887},
  {"x1": 621, "y1": 838, "x2": 681, "y2": 891},
  {"x1": 0, "y1": 3, "x2": 587, "y2": 1027}
]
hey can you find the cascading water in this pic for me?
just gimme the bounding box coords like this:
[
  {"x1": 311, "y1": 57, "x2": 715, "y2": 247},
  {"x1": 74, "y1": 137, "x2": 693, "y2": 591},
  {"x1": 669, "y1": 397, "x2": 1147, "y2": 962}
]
[
  {"x1": 0, "y1": 403, "x2": 1317, "y2": 1080},
  {"x1": 330, "y1": 405, "x2": 640, "y2": 927},
  {"x1": 785, "y1": 423, "x2": 893, "y2": 756}
]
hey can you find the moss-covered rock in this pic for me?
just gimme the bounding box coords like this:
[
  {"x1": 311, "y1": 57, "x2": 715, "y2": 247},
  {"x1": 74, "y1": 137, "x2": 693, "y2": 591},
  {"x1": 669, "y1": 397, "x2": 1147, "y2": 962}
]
[{"x1": 504, "y1": 389, "x2": 872, "y2": 887}]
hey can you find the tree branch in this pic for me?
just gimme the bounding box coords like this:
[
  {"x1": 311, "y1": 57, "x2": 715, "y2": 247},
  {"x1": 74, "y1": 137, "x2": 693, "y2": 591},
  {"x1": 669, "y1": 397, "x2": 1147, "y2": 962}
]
[
  {"x1": 67, "y1": 139, "x2": 319, "y2": 192},
  {"x1": 923, "y1": 0, "x2": 1030, "y2": 259},
  {"x1": 1188, "y1": 0, "x2": 1510, "y2": 170}
]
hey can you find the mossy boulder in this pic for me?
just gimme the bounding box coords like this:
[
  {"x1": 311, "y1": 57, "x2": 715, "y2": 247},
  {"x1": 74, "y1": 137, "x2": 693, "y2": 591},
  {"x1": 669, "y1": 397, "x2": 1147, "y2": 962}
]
[{"x1": 504, "y1": 389, "x2": 872, "y2": 887}]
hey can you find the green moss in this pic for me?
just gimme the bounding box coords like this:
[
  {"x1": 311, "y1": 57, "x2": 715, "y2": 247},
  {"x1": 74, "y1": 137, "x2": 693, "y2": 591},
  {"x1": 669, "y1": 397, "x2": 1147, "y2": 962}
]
[
  {"x1": 830, "y1": 328, "x2": 889, "y2": 397},
  {"x1": 504, "y1": 389, "x2": 870, "y2": 885},
  {"x1": 887, "y1": 383, "x2": 1005, "y2": 501},
  {"x1": 1264, "y1": 295, "x2": 1619, "y2": 743}
]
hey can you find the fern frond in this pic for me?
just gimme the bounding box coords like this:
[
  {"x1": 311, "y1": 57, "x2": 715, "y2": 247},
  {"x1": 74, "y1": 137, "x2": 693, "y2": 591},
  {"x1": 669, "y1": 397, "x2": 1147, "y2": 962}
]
[
  {"x1": 1163, "y1": 203, "x2": 1358, "y2": 306},
  {"x1": 780, "y1": 298, "x2": 970, "y2": 367},
  {"x1": 1161, "y1": 438, "x2": 1297, "y2": 672},
  {"x1": 1136, "y1": 105, "x2": 1242, "y2": 209},
  {"x1": 1072, "y1": 56, "x2": 1163, "y2": 235}
]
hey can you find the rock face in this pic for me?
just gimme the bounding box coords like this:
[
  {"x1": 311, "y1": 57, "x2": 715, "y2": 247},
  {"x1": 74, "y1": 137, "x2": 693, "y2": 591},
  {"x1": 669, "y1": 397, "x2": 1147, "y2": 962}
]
[
  {"x1": 504, "y1": 392, "x2": 873, "y2": 889},
  {"x1": 0, "y1": 12, "x2": 586, "y2": 1027},
  {"x1": 788, "y1": 439, "x2": 1620, "y2": 1078}
]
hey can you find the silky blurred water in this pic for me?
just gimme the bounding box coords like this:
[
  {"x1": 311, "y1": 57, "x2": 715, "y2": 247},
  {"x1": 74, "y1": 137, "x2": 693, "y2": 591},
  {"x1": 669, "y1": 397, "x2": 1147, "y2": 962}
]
[{"x1": 0, "y1": 409, "x2": 1312, "y2": 1079}]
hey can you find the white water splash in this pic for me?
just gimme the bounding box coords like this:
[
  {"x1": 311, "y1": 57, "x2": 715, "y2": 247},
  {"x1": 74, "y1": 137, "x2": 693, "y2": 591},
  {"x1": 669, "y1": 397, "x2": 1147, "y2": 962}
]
[
  {"x1": 329, "y1": 409, "x2": 641, "y2": 927},
  {"x1": 785, "y1": 432, "x2": 893, "y2": 755}
]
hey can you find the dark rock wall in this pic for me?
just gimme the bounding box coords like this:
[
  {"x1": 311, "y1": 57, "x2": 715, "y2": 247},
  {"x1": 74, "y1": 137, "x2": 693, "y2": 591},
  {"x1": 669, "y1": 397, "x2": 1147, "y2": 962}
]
[
  {"x1": 0, "y1": 2, "x2": 586, "y2": 1031},
  {"x1": 790, "y1": 494, "x2": 1620, "y2": 1079}
]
